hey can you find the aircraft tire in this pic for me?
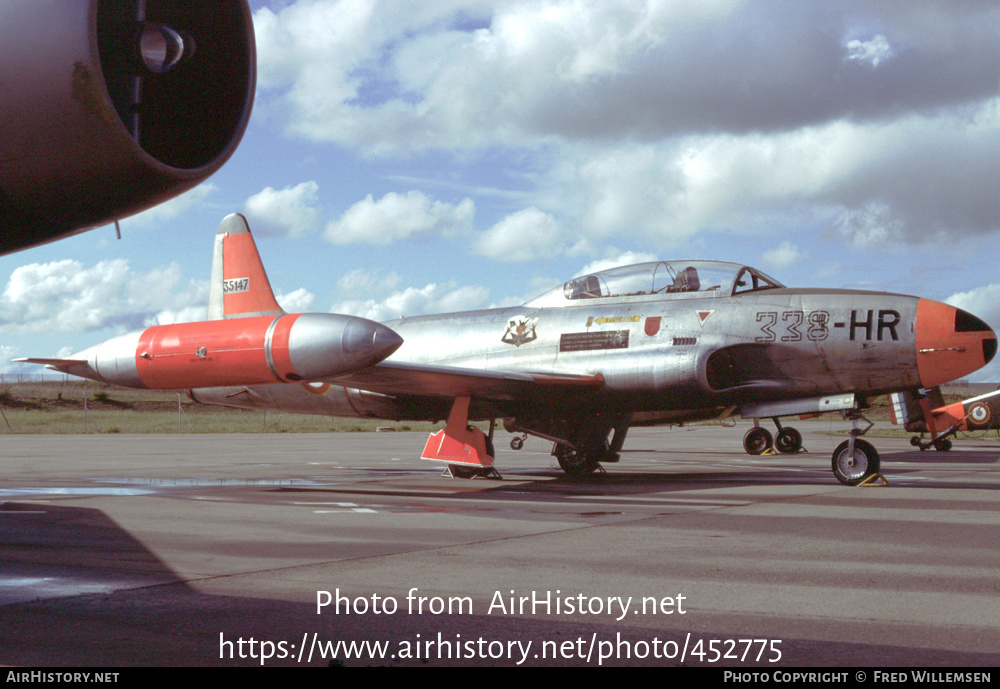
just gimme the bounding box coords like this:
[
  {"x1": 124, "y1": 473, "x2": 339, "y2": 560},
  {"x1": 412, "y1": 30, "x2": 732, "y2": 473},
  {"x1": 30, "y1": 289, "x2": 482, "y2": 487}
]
[
  {"x1": 933, "y1": 439, "x2": 952, "y2": 451},
  {"x1": 774, "y1": 427, "x2": 803, "y2": 454},
  {"x1": 449, "y1": 464, "x2": 481, "y2": 479},
  {"x1": 510, "y1": 436, "x2": 524, "y2": 450},
  {"x1": 743, "y1": 427, "x2": 773, "y2": 455},
  {"x1": 554, "y1": 443, "x2": 599, "y2": 475},
  {"x1": 831, "y1": 439, "x2": 880, "y2": 486}
]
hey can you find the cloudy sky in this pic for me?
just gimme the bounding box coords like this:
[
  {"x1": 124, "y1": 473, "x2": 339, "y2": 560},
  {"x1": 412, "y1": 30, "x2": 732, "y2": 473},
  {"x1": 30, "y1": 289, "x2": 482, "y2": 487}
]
[{"x1": 4, "y1": 0, "x2": 1000, "y2": 381}]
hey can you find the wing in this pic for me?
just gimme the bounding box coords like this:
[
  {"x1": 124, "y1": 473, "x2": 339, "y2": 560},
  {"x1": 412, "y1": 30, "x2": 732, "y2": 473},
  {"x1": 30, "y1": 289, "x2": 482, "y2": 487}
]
[
  {"x1": 328, "y1": 360, "x2": 605, "y2": 404},
  {"x1": 326, "y1": 361, "x2": 606, "y2": 469}
]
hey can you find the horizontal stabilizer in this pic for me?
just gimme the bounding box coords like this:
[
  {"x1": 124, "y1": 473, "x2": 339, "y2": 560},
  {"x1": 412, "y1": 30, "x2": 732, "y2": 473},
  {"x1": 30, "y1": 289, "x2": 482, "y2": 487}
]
[{"x1": 13, "y1": 357, "x2": 88, "y2": 372}]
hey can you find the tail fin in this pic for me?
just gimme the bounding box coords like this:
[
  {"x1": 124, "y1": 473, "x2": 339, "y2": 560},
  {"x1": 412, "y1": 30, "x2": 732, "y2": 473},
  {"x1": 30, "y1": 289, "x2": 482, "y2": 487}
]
[{"x1": 207, "y1": 213, "x2": 284, "y2": 320}]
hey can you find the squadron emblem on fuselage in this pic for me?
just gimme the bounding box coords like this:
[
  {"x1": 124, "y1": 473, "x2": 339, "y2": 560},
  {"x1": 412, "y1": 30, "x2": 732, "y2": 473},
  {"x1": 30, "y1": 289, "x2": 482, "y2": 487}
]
[{"x1": 501, "y1": 317, "x2": 538, "y2": 347}]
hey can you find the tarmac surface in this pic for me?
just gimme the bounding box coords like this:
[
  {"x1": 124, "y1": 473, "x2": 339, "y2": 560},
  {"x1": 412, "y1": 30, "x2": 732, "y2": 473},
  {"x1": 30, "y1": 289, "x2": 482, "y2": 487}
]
[{"x1": 1, "y1": 423, "x2": 997, "y2": 667}]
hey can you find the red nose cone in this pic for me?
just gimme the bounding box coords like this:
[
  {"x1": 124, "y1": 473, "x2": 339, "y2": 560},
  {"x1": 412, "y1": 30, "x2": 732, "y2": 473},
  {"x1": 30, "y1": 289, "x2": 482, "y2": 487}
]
[{"x1": 916, "y1": 299, "x2": 997, "y2": 388}]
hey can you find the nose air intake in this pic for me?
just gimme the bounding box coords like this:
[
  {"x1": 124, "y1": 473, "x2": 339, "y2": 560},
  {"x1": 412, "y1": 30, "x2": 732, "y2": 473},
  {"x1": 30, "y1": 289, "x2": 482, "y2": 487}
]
[{"x1": 916, "y1": 300, "x2": 997, "y2": 388}]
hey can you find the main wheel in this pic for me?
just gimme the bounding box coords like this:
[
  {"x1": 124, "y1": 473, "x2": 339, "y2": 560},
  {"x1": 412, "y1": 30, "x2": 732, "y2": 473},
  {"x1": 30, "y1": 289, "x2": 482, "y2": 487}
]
[
  {"x1": 831, "y1": 439, "x2": 880, "y2": 486},
  {"x1": 448, "y1": 464, "x2": 481, "y2": 479},
  {"x1": 775, "y1": 427, "x2": 803, "y2": 454},
  {"x1": 554, "y1": 443, "x2": 599, "y2": 475},
  {"x1": 743, "y1": 427, "x2": 773, "y2": 455}
]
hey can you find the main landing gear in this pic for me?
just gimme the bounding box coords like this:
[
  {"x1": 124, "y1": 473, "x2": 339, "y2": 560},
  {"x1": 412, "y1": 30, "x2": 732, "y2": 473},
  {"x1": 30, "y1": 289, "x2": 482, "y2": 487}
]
[
  {"x1": 744, "y1": 408, "x2": 884, "y2": 486},
  {"x1": 910, "y1": 436, "x2": 953, "y2": 451},
  {"x1": 423, "y1": 397, "x2": 501, "y2": 479},
  {"x1": 553, "y1": 439, "x2": 607, "y2": 475},
  {"x1": 743, "y1": 418, "x2": 804, "y2": 455},
  {"x1": 505, "y1": 414, "x2": 630, "y2": 476}
]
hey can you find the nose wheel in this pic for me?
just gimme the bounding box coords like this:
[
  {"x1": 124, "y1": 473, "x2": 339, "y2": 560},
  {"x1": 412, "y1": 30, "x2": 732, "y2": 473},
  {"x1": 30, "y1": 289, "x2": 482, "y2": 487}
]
[
  {"x1": 831, "y1": 410, "x2": 884, "y2": 486},
  {"x1": 832, "y1": 438, "x2": 880, "y2": 486}
]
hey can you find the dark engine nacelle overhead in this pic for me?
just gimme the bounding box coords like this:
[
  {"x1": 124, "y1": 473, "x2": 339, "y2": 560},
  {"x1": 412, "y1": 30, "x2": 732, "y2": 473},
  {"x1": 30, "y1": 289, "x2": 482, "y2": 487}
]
[{"x1": 0, "y1": 0, "x2": 255, "y2": 254}]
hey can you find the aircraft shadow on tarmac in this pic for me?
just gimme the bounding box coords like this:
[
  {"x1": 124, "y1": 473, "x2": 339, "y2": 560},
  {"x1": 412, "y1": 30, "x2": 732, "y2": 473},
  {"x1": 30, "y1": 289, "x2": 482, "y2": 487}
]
[
  {"x1": 490, "y1": 469, "x2": 831, "y2": 495},
  {"x1": 890, "y1": 448, "x2": 1000, "y2": 465},
  {"x1": 0, "y1": 501, "x2": 335, "y2": 666},
  {"x1": 0, "y1": 501, "x2": 178, "y2": 602}
]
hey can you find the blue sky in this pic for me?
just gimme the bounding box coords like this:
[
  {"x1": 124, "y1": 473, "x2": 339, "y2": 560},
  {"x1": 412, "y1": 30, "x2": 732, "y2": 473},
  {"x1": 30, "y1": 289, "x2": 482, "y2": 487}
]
[{"x1": 4, "y1": 0, "x2": 1000, "y2": 380}]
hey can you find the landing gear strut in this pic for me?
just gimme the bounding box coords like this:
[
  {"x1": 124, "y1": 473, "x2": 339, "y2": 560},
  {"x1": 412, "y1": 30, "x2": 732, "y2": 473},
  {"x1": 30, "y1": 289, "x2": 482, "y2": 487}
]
[
  {"x1": 506, "y1": 413, "x2": 630, "y2": 476},
  {"x1": 911, "y1": 435, "x2": 953, "y2": 451},
  {"x1": 831, "y1": 409, "x2": 881, "y2": 486},
  {"x1": 423, "y1": 398, "x2": 501, "y2": 479}
]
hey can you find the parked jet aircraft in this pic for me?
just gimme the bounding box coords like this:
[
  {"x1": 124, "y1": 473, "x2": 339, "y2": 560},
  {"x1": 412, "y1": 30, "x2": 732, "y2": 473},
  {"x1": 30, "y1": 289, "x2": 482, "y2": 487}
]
[
  {"x1": 0, "y1": 0, "x2": 255, "y2": 254},
  {"x1": 17, "y1": 214, "x2": 997, "y2": 486},
  {"x1": 889, "y1": 386, "x2": 1000, "y2": 451}
]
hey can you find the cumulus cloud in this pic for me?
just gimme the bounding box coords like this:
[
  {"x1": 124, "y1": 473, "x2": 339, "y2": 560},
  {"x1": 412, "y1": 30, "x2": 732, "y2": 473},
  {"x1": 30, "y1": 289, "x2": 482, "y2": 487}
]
[
  {"x1": 761, "y1": 241, "x2": 807, "y2": 269},
  {"x1": 844, "y1": 34, "x2": 895, "y2": 67},
  {"x1": 254, "y1": 1, "x2": 1000, "y2": 151},
  {"x1": 0, "y1": 260, "x2": 204, "y2": 334},
  {"x1": 336, "y1": 269, "x2": 402, "y2": 296},
  {"x1": 126, "y1": 183, "x2": 217, "y2": 226},
  {"x1": 276, "y1": 287, "x2": 316, "y2": 313},
  {"x1": 474, "y1": 208, "x2": 560, "y2": 261},
  {"x1": 946, "y1": 284, "x2": 1000, "y2": 380},
  {"x1": 545, "y1": 105, "x2": 1000, "y2": 247},
  {"x1": 828, "y1": 202, "x2": 905, "y2": 249},
  {"x1": 331, "y1": 281, "x2": 489, "y2": 321},
  {"x1": 0, "y1": 345, "x2": 22, "y2": 374},
  {"x1": 575, "y1": 251, "x2": 659, "y2": 277},
  {"x1": 145, "y1": 306, "x2": 209, "y2": 327},
  {"x1": 324, "y1": 191, "x2": 474, "y2": 244},
  {"x1": 252, "y1": 1, "x2": 1000, "y2": 255},
  {"x1": 243, "y1": 181, "x2": 322, "y2": 237},
  {"x1": 946, "y1": 284, "x2": 1000, "y2": 334}
]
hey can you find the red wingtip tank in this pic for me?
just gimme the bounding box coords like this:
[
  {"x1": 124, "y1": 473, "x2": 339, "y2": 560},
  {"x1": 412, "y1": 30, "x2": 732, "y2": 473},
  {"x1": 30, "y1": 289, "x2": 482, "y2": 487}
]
[{"x1": 15, "y1": 214, "x2": 402, "y2": 389}]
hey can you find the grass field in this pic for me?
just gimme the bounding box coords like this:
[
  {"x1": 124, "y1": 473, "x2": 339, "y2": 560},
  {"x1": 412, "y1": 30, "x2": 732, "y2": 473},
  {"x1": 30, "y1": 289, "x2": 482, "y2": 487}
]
[
  {"x1": 0, "y1": 380, "x2": 441, "y2": 434},
  {"x1": 0, "y1": 378, "x2": 995, "y2": 437}
]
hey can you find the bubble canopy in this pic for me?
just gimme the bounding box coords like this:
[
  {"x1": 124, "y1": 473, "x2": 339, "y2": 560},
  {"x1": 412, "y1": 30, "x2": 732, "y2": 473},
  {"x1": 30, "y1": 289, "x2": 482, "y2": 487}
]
[{"x1": 526, "y1": 260, "x2": 784, "y2": 307}]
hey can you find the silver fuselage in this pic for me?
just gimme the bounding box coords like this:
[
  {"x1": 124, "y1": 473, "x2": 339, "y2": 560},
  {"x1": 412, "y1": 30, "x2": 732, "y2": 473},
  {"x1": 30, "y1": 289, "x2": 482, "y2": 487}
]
[{"x1": 192, "y1": 281, "x2": 989, "y2": 424}]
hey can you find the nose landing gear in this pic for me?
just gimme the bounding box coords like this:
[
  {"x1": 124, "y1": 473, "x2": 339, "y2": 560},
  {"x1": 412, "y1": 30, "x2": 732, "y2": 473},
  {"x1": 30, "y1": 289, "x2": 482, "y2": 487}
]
[{"x1": 831, "y1": 410, "x2": 883, "y2": 486}]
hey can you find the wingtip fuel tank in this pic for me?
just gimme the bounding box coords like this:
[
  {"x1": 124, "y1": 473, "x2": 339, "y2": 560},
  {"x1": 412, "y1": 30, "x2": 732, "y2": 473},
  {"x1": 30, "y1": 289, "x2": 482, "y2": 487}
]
[{"x1": 16, "y1": 313, "x2": 402, "y2": 390}]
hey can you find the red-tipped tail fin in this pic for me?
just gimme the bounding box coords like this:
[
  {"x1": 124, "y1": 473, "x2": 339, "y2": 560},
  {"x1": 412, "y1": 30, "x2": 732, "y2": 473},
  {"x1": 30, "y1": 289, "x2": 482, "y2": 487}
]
[{"x1": 207, "y1": 213, "x2": 284, "y2": 320}]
